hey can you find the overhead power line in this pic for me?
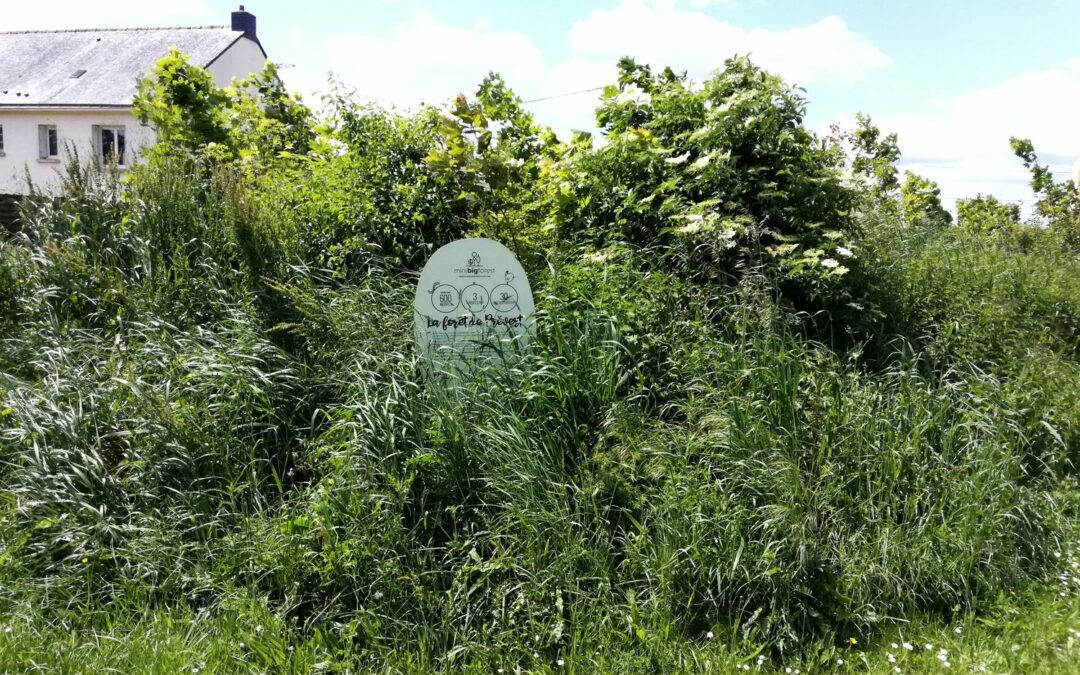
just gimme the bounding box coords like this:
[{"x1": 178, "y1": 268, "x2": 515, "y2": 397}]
[{"x1": 522, "y1": 86, "x2": 605, "y2": 104}]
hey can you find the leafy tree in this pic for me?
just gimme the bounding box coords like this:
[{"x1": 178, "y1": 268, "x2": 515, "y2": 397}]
[
  {"x1": 849, "y1": 113, "x2": 901, "y2": 210},
  {"x1": 551, "y1": 56, "x2": 858, "y2": 309},
  {"x1": 134, "y1": 49, "x2": 313, "y2": 163},
  {"x1": 133, "y1": 47, "x2": 230, "y2": 153},
  {"x1": 1010, "y1": 137, "x2": 1080, "y2": 251},
  {"x1": 267, "y1": 90, "x2": 470, "y2": 273},
  {"x1": 225, "y1": 62, "x2": 315, "y2": 159},
  {"x1": 424, "y1": 74, "x2": 558, "y2": 258},
  {"x1": 957, "y1": 194, "x2": 1021, "y2": 236},
  {"x1": 900, "y1": 171, "x2": 951, "y2": 228}
]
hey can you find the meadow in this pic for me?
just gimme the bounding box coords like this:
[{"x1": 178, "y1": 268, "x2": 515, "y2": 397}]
[{"x1": 1, "y1": 54, "x2": 1080, "y2": 672}]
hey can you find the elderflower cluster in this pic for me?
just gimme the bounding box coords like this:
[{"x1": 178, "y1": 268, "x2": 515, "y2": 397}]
[{"x1": 615, "y1": 84, "x2": 651, "y2": 106}]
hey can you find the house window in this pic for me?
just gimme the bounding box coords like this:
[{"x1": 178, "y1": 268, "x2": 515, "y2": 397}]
[
  {"x1": 93, "y1": 125, "x2": 126, "y2": 166},
  {"x1": 38, "y1": 125, "x2": 58, "y2": 160}
]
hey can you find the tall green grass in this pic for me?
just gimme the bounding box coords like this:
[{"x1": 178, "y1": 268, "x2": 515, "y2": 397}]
[{"x1": 2, "y1": 149, "x2": 1080, "y2": 671}]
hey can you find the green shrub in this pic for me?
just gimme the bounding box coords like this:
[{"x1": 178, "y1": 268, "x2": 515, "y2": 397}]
[
  {"x1": 900, "y1": 171, "x2": 951, "y2": 229},
  {"x1": 957, "y1": 194, "x2": 1022, "y2": 236},
  {"x1": 266, "y1": 102, "x2": 471, "y2": 274},
  {"x1": 550, "y1": 57, "x2": 860, "y2": 313}
]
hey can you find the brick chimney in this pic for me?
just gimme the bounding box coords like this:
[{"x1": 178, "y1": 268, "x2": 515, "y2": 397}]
[{"x1": 231, "y1": 5, "x2": 257, "y2": 43}]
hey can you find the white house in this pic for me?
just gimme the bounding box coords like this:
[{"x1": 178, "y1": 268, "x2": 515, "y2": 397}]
[{"x1": 0, "y1": 6, "x2": 267, "y2": 202}]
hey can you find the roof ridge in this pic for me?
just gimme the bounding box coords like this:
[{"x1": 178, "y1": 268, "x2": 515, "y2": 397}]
[{"x1": 0, "y1": 25, "x2": 232, "y2": 35}]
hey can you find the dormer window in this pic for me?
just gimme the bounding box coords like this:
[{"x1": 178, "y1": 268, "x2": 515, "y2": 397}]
[{"x1": 92, "y1": 125, "x2": 126, "y2": 166}]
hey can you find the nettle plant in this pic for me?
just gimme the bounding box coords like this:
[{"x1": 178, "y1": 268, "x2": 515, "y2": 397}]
[{"x1": 551, "y1": 57, "x2": 859, "y2": 309}]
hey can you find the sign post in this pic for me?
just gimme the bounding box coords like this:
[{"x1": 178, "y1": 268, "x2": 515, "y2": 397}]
[{"x1": 414, "y1": 238, "x2": 535, "y2": 374}]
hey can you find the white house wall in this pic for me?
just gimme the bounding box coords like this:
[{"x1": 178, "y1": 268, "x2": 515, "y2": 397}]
[
  {"x1": 207, "y1": 37, "x2": 267, "y2": 88},
  {"x1": 0, "y1": 109, "x2": 155, "y2": 194},
  {"x1": 0, "y1": 37, "x2": 265, "y2": 196}
]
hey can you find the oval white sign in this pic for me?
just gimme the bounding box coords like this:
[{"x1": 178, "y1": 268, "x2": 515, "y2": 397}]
[{"x1": 414, "y1": 238, "x2": 535, "y2": 372}]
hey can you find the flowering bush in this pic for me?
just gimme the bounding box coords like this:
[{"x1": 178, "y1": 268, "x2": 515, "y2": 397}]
[{"x1": 551, "y1": 57, "x2": 860, "y2": 314}]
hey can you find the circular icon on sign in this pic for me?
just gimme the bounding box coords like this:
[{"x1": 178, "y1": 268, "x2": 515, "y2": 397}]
[
  {"x1": 461, "y1": 284, "x2": 489, "y2": 312},
  {"x1": 489, "y1": 284, "x2": 519, "y2": 312},
  {"x1": 430, "y1": 283, "x2": 460, "y2": 313}
]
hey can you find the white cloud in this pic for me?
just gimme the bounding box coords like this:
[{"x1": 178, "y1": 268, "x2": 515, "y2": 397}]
[
  {"x1": 300, "y1": 2, "x2": 891, "y2": 138},
  {"x1": 317, "y1": 11, "x2": 546, "y2": 109},
  {"x1": 569, "y1": 2, "x2": 891, "y2": 86},
  {"x1": 879, "y1": 58, "x2": 1080, "y2": 208},
  {"x1": 525, "y1": 58, "x2": 616, "y2": 135},
  {"x1": 3, "y1": 0, "x2": 214, "y2": 31}
]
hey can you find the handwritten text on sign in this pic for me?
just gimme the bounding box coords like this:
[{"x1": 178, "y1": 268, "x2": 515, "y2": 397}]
[{"x1": 414, "y1": 238, "x2": 535, "y2": 371}]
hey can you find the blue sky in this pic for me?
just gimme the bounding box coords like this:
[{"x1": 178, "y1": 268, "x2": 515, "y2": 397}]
[{"x1": 10, "y1": 0, "x2": 1080, "y2": 207}]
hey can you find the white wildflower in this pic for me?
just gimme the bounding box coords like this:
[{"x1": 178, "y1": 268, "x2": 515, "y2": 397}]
[
  {"x1": 786, "y1": 669, "x2": 792, "y2": 674},
  {"x1": 887, "y1": 653, "x2": 896, "y2": 663},
  {"x1": 902, "y1": 642, "x2": 913, "y2": 651},
  {"x1": 924, "y1": 644, "x2": 934, "y2": 651},
  {"x1": 615, "y1": 84, "x2": 651, "y2": 106},
  {"x1": 836, "y1": 658, "x2": 844, "y2": 666},
  {"x1": 821, "y1": 258, "x2": 840, "y2": 269},
  {"x1": 666, "y1": 152, "x2": 690, "y2": 165},
  {"x1": 954, "y1": 626, "x2": 962, "y2": 635},
  {"x1": 706, "y1": 631, "x2": 715, "y2": 640},
  {"x1": 326, "y1": 138, "x2": 348, "y2": 157},
  {"x1": 942, "y1": 661, "x2": 951, "y2": 669},
  {"x1": 836, "y1": 246, "x2": 855, "y2": 258},
  {"x1": 891, "y1": 643, "x2": 899, "y2": 649},
  {"x1": 557, "y1": 659, "x2": 565, "y2": 667}
]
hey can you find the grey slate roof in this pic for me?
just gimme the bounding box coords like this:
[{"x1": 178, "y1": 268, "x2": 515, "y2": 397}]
[{"x1": 0, "y1": 26, "x2": 257, "y2": 107}]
